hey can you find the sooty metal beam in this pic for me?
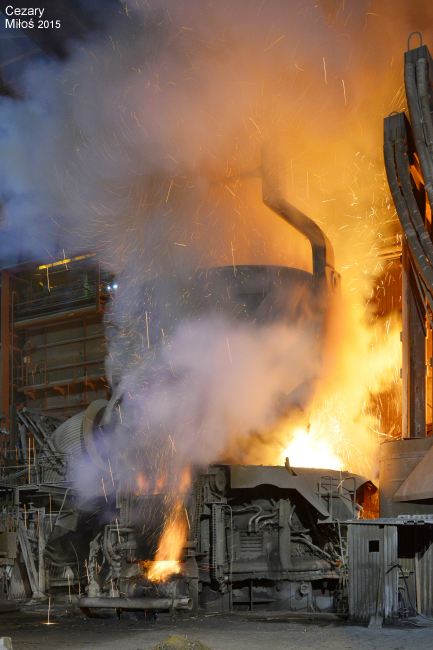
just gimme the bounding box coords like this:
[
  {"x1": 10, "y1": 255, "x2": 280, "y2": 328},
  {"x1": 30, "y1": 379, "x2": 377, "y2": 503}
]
[
  {"x1": 384, "y1": 113, "x2": 429, "y2": 438},
  {"x1": 402, "y1": 243, "x2": 426, "y2": 438}
]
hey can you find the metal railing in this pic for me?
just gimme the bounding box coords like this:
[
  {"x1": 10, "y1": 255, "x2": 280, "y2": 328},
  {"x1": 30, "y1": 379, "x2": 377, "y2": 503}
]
[{"x1": 318, "y1": 474, "x2": 357, "y2": 519}]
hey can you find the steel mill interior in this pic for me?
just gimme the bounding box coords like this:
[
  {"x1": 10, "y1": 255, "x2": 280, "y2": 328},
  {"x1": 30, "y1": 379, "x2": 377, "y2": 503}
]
[{"x1": 1, "y1": 2, "x2": 433, "y2": 650}]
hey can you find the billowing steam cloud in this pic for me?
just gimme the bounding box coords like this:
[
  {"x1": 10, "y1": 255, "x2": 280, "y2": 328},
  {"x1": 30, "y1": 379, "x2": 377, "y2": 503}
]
[
  {"x1": 106, "y1": 315, "x2": 318, "y2": 487},
  {"x1": 0, "y1": 0, "x2": 425, "y2": 486}
]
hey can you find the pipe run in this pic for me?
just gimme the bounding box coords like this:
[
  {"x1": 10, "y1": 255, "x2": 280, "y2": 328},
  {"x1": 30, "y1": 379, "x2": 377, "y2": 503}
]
[
  {"x1": 383, "y1": 127, "x2": 433, "y2": 291},
  {"x1": 230, "y1": 558, "x2": 331, "y2": 574},
  {"x1": 75, "y1": 596, "x2": 193, "y2": 611},
  {"x1": 260, "y1": 145, "x2": 336, "y2": 295}
]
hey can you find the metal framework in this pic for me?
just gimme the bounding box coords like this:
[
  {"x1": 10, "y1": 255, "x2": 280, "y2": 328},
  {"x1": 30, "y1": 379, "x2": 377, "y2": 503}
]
[{"x1": 384, "y1": 33, "x2": 433, "y2": 439}]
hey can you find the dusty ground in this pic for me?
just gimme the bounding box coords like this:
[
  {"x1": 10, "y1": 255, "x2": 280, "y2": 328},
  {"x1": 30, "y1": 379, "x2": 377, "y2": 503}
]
[{"x1": 1, "y1": 603, "x2": 433, "y2": 650}]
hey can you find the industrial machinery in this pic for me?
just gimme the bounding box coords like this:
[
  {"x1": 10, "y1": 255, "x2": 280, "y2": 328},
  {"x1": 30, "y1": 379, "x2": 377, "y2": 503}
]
[
  {"x1": 74, "y1": 461, "x2": 370, "y2": 615},
  {"x1": 0, "y1": 400, "x2": 373, "y2": 615}
]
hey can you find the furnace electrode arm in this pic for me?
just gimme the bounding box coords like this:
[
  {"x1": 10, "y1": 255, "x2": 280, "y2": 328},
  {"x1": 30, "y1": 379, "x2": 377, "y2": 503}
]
[
  {"x1": 384, "y1": 112, "x2": 433, "y2": 294},
  {"x1": 384, "y1": 37, "x2": 433, "y2": 299}
]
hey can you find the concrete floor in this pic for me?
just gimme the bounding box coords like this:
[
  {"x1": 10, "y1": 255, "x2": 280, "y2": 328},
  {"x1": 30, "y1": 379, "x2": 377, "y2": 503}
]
[{"x1": 2, "y1": 603, "x2": 433, "y2": 650}]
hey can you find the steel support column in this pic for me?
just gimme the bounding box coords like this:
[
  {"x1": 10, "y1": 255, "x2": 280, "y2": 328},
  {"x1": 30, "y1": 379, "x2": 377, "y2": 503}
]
[
  {"x1": 410, "y1": 262, "x2": 426, "y2": 438},
  {"x1": 402, "y1": 242, "x2": 426, "y2": 438},
  {"x1": 402, "y1": 242, "x2": 409, "y2": 438},
  {"x1": 37, "y1": 507, "x2": 46, "y2": 597}
]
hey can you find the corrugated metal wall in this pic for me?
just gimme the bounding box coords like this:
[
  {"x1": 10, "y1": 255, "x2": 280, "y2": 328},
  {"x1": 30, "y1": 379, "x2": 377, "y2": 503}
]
[
  {"x1": 398, "y1": 557, "x2": 416, "y2": 617},
  {"x1": 348, "y1": 524, "x2": 398, "y2": 623},
  {"x1": 419, "y1": 528, "x2": 433, "y2": 617},
  {"x1": 394, "y1": 522, "x2": 433, "y2": 618}
]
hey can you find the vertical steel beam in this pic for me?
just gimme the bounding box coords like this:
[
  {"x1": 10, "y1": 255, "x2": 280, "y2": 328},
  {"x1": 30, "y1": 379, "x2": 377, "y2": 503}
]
[
  {"x1": 1, "y1": 271, "x2": 10, "y2": 429},
  {"x1": 409, "y1": 263, "x2": 426, "y2": 437},
  {"x1": 402, "y1": 242, "x2": 427, "y2": 437},
  {"x1": 38, "y1": 507, "x2": 46, "y2": 597},
  {"x1": 402, "y1": 243, "x2": 410, "y2": 438},
  {"x1": 95, "y1": 264, "x2": 101, "y2": 313},
  {"x1": 8, "y1": 403, "x2": 17, "y2": 464}
]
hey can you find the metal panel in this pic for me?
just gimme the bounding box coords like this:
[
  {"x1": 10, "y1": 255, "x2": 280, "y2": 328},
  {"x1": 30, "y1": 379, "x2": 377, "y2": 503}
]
[
  {"x1": 348, "y1": 524, "x2": 398, "y2": 623},
  {"x1": 379, "y1": 438, "x2": 433, "y2": 517},
  {"x1": 383, "y1": 525, "x2": 398, "y2": 622},
  {"x1": 8, "y1": 561, "x2": 28, "y2": 600},
  {"x1": 393, "y1": 442, "x2": 433, "y2": 501},
  {"x1": 230, "y1": 465, "x2": 330, "y2": 518}
]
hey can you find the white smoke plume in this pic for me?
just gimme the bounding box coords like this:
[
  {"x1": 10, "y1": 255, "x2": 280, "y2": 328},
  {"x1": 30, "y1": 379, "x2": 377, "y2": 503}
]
[{"x1": 107, "y1": 315, "x2": 317, "y2": 485}]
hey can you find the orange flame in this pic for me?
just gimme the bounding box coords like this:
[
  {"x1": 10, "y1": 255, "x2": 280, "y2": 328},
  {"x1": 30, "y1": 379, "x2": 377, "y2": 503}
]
[
  {"x1": 136, "y1": 472, "x2": 149, "y2": 494},
  {"x1": 282, "y1": 426, "x2": 343, "y2": 471},
  {"x1": 277, "y1": 309, "x2": 402, "y2": 476},
  {"x1": 146, "y1": 498, "x2": 187, "y2": 582},
  {"x1": 279, "y1": 395, "x2": 355, "y2": 470},
  {"x1": 154, "y1": 473, "x2": 167, "y2": 495},
  {"x1": 179, "y1": 465, "x2": 191, "y2": 492}
]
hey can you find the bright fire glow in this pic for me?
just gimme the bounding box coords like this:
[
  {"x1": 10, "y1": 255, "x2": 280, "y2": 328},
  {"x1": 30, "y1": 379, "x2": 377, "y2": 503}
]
[
  {"x1": 145, "y1": 498, "x2": 187, "y2": 582},
  {"x1": 274, "y1": 307, "x2": 402, "y2": 477},
  {"x1": 282, "y1": 426, "x2": 343, "y2": 470},
  {"x1": 280, "y1": 396, "x2": 351, "y2": 470}
]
